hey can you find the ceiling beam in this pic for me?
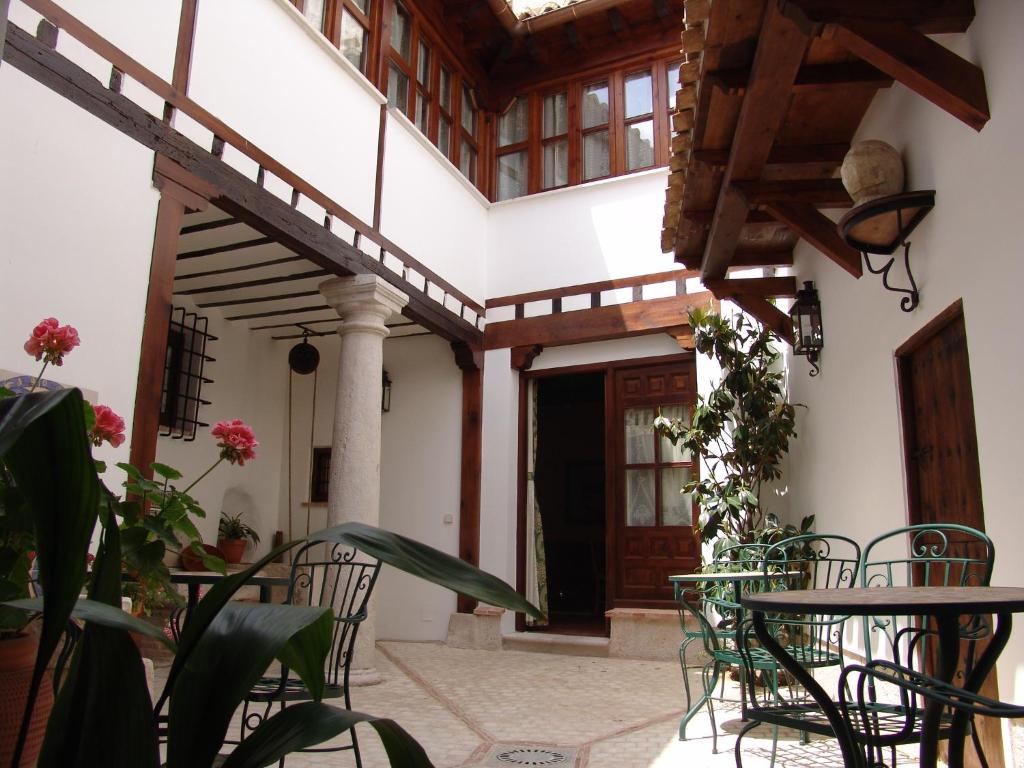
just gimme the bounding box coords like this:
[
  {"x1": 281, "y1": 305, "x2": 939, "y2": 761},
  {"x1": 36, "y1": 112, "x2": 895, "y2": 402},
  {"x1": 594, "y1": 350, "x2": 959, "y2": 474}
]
[
  {"x1": 763, "y1": 201, "x2": 863, "y2": 277},
  {"x1": 700, "y1": 3, "x2": 812, "y2": 281},
  {"x1": 729, "y1": 294, "x2": 793, "y2": 343},
  {"x1": 783, "y1": 0, "x2": 975, "y2": 35},
  {"x1": 708, "y1": 62, "x2": 892, "y2": 95},
  {"x1": 736, "y1": 178, "x2": 853, "y2": 207},
  {"x1": 827, "y1": 19, "x2": 989, "y2": 131},
  {"x1": 704, "y1": 276, "x2": 798, "y2": 298}
]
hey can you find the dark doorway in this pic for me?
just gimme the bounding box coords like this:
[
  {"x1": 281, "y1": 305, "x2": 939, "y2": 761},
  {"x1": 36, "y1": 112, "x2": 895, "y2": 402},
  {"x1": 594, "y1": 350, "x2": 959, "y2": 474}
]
[
  {"x1": 896, "y1": 299, "x2": 1003, "y2": 768},
  {"x1": 533, "y1": 372, "x2": 606, "y2": 635}
]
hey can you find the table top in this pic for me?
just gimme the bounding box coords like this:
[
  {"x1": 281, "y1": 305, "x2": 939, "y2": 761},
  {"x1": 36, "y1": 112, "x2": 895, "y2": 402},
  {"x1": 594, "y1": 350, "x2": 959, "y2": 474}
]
[
  {"x1": 742, "y1": 586, "x2": 1024, "y2": 615},
  {"x1": 170, "y1": 570, "x2": 291, "y2": 586},
  {"x1": 670, "y1": 570, "x2": 797, "y2": 582}
]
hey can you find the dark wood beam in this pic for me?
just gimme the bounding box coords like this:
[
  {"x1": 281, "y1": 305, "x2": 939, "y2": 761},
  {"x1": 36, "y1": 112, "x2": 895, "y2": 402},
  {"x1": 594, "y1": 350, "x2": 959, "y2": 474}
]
[
  {"x1": 196, "y1": 290, "x2": 320, "y2": 309},
  {"x1": 704, "y1": 276, "x2": 798, "y2": 298},
  {"x1": 701, "y1": 3, "x2": 812, "y2": 281},
  {"x1": 176, "y1": 269, "x2": 330, "y2": 296},
  {"x1": 607, "y1": 8, "x2": 628, "y2": 36},
  {"x1": 2, "y1": 24, "x2": 481, "y2": 345},
  {"x1": 828, "y1": 19, "x2": 989, "y2": 131},
  {"x1": 485, "y1": 292, "x2": 719, "y2": 350},
  {"x1": 736, "y1": 178, "x2": 853, "y2": 207},
  {"x1": 564, "y1": 21, "x2": 582, "y2": 50},
  {"x1": 176, "y1": 236, "x2": 275, "y2": 260},
  {"x1": 692, "y1": 143, "x2": 850, "y2": 170},
  {"x1": 452, "y1": 341, "x2": 483, "y2": 613},
  {"x1": 176, "y1": 255, "x2": 304, "y2": 281},
  {"x1": 179, "y1": 216, "x2": 239, "y2": 235},
  {"x1": 729, "y1": 248, "x2": 794, "y2": 268},
  {"x1": 730, "y1": 294, "x2": 793, "y2": 343},
  {"x1": 164, "y1": 0, "x2": 197, "y2": 122},
  {"x1": 510, "y1": 344, "x2": 543, "y2": 371},
  {"x1": 685, "y1": 209, "x2": 778, "y2": 225},
  {"x1": 785, "y1": 0, "x2": 975, "y2": 35},
  {"x1": 708, "y1": 62, "x2": 892, "y2": 95},
  {"x1": 764, "y1": 201, "x2": 863, "y2": 277}
]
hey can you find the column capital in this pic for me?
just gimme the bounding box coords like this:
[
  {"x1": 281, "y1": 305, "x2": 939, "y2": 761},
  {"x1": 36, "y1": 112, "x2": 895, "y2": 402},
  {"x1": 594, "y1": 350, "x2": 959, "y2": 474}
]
[{"x1": 320, "y1": 275, "x2": 409, "y2": 337}]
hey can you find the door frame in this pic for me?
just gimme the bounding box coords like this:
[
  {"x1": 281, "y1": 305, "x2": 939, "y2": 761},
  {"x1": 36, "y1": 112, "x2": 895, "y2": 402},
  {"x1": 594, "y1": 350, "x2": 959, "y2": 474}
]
[{"x1": 514, "y1": 351, "x2": 694, "y2": 632}]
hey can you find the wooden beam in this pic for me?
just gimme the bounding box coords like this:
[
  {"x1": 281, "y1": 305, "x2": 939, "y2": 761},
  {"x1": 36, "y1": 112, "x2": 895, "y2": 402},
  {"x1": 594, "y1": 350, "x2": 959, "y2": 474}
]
[
  {"x1": 451, "y1": 341, "x2": 483, "y2": 614},
  {"x1": 176, "y1": 236, "x2": 275, "y2": 260},
  {"x1": 179, "y1": 216, "x2": 238, "y2": 235},
  {"x1": 685, "y1": 209, "x2": 778, "y2": 225},
  {"x1": 708, "y1": 62, "x2": 892, "y2": 95},
  {"x1": 2, "y1": 25, "x2": 481, "y2": 345},
  {"x1": 510, "y1": 344, "x2": 543, "y2": 371},
  {"x1": 730, "y1": 294, "x2": 793, "y2": 343},
  {"x1": 729, "y1": 248, "x2": 794, "y2": 268},
  {"x1": 764, "y1": 201, "x2": 863, "y2": 277},
  {"x1": 484, "y1": 292, "x2": 719, "y2": 350},
  {"x1": 486, "y1": 268, "x2": 699, "y2": 309},
  {"x1": 829, "y1": 19, "x2": 989, "y2": 131},
  {"x1": 692, "y1": 143, "x2": 850, "y2": 170},
  {"x1": 164, "y1": 0, "x2": 197, "y2": 121},
  {"x1": 701, "y1": 3, "x2": 812, "y2": 280},
  {"x1": 736, "y1": 179, "x2": 853, "y2": 207},
  {"x1": 785, "y1": 0, "x2": 975, "y2": 35},
  {"x1": 704, "y1": 276, "x2": 798, "y2": 298}
]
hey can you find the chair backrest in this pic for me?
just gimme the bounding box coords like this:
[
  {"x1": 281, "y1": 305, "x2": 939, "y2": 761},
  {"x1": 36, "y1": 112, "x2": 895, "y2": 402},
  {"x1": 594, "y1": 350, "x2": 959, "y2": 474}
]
[
  {"x1": 859, "y1": 523, "x2": 995, "y2": 666},
  {"x1": 287, "y1": 541, "x2": 381, "y2": 689}
]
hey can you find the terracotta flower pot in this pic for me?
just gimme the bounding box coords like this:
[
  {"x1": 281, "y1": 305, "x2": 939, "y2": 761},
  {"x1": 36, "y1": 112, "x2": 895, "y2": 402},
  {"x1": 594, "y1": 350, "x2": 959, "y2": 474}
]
[
  {"x1": 218, "y1": 537, "x2": 247, "y2": 564},
  {"x1": 0, "y1": 632, "x2": 54, "y2": 767}
]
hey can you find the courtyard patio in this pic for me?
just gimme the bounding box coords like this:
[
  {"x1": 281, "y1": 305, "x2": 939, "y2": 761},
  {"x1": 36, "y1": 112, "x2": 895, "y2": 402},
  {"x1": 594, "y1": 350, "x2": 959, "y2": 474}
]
[{"x1": 183, "y1": 641, "x2": 920, "y2": 768}]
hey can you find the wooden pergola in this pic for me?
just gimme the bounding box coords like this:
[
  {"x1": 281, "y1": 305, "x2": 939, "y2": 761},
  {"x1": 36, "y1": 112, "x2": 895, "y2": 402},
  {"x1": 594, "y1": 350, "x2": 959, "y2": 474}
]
[{"x1": 660, "y1": 0, "x2": 989, "y2": 341}]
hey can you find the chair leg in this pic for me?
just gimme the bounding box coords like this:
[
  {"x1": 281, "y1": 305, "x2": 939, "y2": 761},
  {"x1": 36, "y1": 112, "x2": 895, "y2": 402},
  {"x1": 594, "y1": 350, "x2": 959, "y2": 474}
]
[
  {"x1": 735, "y1": 719, "x2": 759, "y2": 768},
  {"x1": 679, "y1": 637, "x2": 696, "y2": 712},
  {"x1": 679, "y1": 658, "x2": 720, "y2": 741},
  {"x1": 704, "y1": 664, "x2": 720, "y2": 755},
  {"x1": 351, "y1": 725, "x2": 363, "y2": 768}
]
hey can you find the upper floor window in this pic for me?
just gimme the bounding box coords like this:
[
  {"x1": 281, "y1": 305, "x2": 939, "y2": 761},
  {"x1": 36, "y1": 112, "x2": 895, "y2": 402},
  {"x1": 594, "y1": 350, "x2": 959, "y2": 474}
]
[
  {"x1": 294, "y1": 0, "x2": 370, "y2": 75},
  {"x1": 459, "y1": 85, "x2": 479, "y2": 184},
  {"x1": 624, "y1": 70, "x2": 655, "y2": 171},
  {"x1": 496, "y1": 96, "x2": 529, "y2": 201},
  {"x1": 582, "y1": 80, "x2": 611, "y2": 181},
  {"x1": 542, "y1": 91, "x2": 569, "y2": 191}
]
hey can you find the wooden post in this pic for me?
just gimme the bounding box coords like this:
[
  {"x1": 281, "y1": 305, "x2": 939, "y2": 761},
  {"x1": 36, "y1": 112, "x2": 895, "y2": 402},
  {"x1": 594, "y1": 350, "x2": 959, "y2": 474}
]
[{"x1": 452, "y1": 342, "x2": 484, "y2": 614}]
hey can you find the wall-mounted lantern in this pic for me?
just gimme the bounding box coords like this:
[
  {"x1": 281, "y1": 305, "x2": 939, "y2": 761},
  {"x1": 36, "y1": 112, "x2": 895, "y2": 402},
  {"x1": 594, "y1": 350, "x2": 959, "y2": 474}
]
[
  {"x1": 790, "y1": 281, "x2": 823, "y2": 377},
  {"x1": 838, "y1": 140, "x2": 934, "y2": 312},
  {"x1": 381, "y1": 369, "x2": 392, "y2": 413}
]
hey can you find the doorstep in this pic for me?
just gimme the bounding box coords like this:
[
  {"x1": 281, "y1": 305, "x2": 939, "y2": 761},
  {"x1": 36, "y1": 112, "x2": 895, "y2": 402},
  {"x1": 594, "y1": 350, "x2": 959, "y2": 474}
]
[
  {"x1": 502, "y1": 631, "x2": 610, "y2": 658},
  {"x1": 605, "y1": 607, "x2": 694, "y2": 662}
]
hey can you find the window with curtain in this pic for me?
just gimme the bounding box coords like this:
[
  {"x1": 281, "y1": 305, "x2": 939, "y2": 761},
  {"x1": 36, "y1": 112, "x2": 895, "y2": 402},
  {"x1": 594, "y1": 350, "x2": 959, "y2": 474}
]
[
  {"x1": 624, "y1": 70, "x2": 655, "y2": 171},
  {"x1": 542, "y1": 91, "x2": 569, "y2": 190},
  {"x1": 582, "y1": 80, "x2": 610, "y2": 181},
  {"x1": 623, "y1": 403, "x2": 693, "y2": 527},
  {"x1": 459, "y1": 84, "x2": 479, "y2": 184},
  {"x1": 497, "y1": 96, "x2": 529, "y2": 201}
]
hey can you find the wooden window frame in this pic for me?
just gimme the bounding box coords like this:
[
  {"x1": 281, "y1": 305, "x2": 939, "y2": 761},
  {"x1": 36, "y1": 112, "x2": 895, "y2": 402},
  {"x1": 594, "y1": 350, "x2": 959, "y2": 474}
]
[
  {"x1": 538, "y1": 88, "x2": 570, "y2": 193},
  {"x1": 621, "y1": 67, "x2": 657, "y2": 174},
  {"x1": 621, "y1": 406, "x2": 695, "y2": 528},
  {"x1": 580, "y1": 76, "x2": 614, "y2": 183},
  {"x1": 293, "y1": 0, "x2": 375, "y2": 76},
  {"x1": 495, "y1": 95, "x2": 530, "y2": 201}
]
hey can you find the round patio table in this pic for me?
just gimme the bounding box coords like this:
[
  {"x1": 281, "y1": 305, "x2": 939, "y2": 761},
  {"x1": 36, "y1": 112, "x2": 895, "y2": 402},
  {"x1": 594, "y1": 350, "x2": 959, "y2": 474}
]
[
  {"x1": 169, "y1": 570, "x2": 291, "y2": 640},
  {"x1": 742, "y1": 585, "x2": 1024, "y2": 768}
]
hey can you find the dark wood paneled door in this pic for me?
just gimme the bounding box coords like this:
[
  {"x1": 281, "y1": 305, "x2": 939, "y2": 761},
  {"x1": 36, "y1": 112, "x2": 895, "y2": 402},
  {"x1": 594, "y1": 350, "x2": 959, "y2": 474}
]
[
  {"x1": 611, "y1": 361, "x2": 699, "y2": 605},
  {"x1": 897, "y1": 301, "x2": 1002, "y2": 768}
]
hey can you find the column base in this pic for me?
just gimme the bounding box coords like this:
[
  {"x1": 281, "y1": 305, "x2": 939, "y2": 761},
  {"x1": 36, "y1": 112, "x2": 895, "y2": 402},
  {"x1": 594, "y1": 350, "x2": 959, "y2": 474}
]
[{"x1": 348, "y1": 667, "x2": 383, "y2": 687}]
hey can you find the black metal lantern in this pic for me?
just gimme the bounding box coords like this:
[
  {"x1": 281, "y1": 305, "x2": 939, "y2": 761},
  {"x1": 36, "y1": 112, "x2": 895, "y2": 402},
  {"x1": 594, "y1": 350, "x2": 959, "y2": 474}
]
[
  {"x1": 790, "y1": 281, "x2": 823, "y2": 377},
  {"x1": 381, "y1": 369, "x2": 392, "y2": 413},
  {"x1": 288, "y1": 331, "x2": 320, "y2": 375}
]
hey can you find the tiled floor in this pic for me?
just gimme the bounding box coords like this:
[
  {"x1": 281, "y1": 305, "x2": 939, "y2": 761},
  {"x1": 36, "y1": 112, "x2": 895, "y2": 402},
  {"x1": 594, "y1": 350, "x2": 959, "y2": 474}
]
[{"x1": 166, "y1": 642, "x2": 922, "y2": 767}]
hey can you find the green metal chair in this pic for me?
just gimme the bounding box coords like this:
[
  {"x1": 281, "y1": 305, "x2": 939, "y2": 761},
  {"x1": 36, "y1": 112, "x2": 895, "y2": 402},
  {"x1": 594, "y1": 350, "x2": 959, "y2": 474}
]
[
  {"x1": 676, "y1": 542, "x2": 771, "y2": 743},
  {"x1": 733, "y1": 533, "x2": 862, "y2": 768},
  {"x1": 858, "y1": 523, "x2": 995, "y2": 767}
]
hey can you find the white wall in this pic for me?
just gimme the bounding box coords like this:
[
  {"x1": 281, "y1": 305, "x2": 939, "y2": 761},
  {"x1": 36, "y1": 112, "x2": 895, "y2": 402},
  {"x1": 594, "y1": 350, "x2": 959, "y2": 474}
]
[
  {"x1": 486, "y1": 168, "x2": 673, "y2": 298},
  {"x1": 784, "y1": 0, "x2": 1024, "y2": 749},
  {"x1": 0, "y1": 61, "x2": 159, "y2": 482},
  {"x1": 154, "y1": 298, "x2": 288, "y2": 559}
]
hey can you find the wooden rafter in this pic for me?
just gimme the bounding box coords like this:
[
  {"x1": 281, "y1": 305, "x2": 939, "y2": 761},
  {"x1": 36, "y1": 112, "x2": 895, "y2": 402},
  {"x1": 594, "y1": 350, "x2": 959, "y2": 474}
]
[
  {"x1": 735, "y1": 179, "x2": 852, "y2": 208},
  {"x1": 700, "y1": 3, "x2": 812, "y2": 281},
  {"x1": 731, "y1": 295, "x2": 793, "y2": 344},
  {"x1": 763, "y1": 201, "x2": 862, "y2": 278},
  {"x1": 704, "y1": 276, "x2": 798, "y2": 299},
  {"x1": 709, "y1": 62, "x2": 892, "y2": 95}
]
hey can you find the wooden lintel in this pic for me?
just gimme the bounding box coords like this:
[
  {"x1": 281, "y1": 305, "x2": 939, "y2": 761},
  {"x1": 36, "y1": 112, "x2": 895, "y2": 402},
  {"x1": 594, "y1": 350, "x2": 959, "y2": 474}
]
[
  {"x1": 485, "y1": 292, "x2": 719, "y2": 350},
  {"x1": 708, "y1": 62, "x2": 892, "y2": 95},
  {"x1": 510, "y1": 344, "x2": 544, "y2": 371},
  {"x1": 730, "y1": 294, "x2": 793, "y2": 343},
  {"x1": 700, "y1": 3, "x2": 812, "y2": 281},
  {"x1": 736, "y1": 178, "x2": 852, "y2": 207},
  {"x1": 704, "y1": 276, "x2": 798, "y2": 298},
  {"x1": 785, "y1": 0, "x2": 975, "y2": 35},
  {"x1": 692, "y1": 143, "x2": 850, "y2": 171},
  {"x1": 829, "y1": 19, "x2": 989, "y2": 131},
  {"x1": 764, "y1": 201, "x2": 863, "y2": 278}
]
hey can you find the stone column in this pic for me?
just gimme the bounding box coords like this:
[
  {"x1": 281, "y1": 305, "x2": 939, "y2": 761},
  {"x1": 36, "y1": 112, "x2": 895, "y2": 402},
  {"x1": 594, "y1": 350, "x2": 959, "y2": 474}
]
[{"x1": 319, "y1": 274, "x2": 408, "y2": 685}]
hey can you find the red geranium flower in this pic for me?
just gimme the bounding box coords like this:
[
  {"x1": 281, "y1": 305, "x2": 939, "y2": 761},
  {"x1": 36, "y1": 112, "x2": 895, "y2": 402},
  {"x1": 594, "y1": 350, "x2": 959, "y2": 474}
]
[
  {"x1": 211, "y1": 419, "x2": 259, "y2": 466},
  {"x1": 24, "y1": 317, "x2": 80, "y2": 367},
  {"x1": 89, "y1": 404, "x2": 126, "y2": 449}
]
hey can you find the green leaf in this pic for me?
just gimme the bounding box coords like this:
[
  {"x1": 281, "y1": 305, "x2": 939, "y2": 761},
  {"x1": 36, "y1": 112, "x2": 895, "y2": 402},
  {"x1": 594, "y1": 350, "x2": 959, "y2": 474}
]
[
  {"x1": 0, "y1": 389, "x2": 99, "y2": 763},
  {"x1": 5, "y1": 597, "x2": 176, "y2": 650},
  {"x1": 117, "y1": 462, "x2": 143, "y2": 480},
  {"x1": 166, "y1": 602, "x2": 334, "y2": 768},
  {"x1": 220, "y1": 702, "x2": 433, "y2": 768},
  {"x1": 311, "y1": 522, "x2": 544, "y2": 621},
  {"x1": 150, "y1": 462, "x2": 183, "y2": 481}
]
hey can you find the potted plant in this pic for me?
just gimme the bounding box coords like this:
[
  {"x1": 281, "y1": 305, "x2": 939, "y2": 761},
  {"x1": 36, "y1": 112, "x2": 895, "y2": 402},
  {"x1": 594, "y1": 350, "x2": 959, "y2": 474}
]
[{"x1": 217, "y1": 510, "x2": 260, "y2": 564}]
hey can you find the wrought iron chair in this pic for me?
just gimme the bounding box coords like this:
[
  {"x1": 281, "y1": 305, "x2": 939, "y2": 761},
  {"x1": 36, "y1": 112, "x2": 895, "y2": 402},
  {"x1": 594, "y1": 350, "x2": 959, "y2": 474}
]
[
  {"x1": 734, "y1": 533, "x2": 862, "y2": 768},
  {"x1": 238, "y1": 541, "x2": 381, "y2": 767},
  {"x1": 840, "y1": 660, "x2": 1022, "y2": 768},
  {"x1": 858, "y1": 523, "x2": 996, "y2": 767},
  {"x1": 676, "y1": 542, "x2": 771, "y2": 743}
]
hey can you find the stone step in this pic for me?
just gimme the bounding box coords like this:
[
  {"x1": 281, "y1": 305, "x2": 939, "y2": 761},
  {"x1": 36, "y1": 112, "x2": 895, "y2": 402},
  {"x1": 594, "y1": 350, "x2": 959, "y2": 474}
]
[{"x1": 502, "y1": 631, "x2": 610, "y2": 658}]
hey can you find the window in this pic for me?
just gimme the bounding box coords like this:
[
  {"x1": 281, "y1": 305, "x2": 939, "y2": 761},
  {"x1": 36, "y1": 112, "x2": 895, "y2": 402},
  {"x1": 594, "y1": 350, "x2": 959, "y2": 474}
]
[
  {"x1": 338, "y1": 3, "x2": 369, "y2": 72},
  {"x1": 459, "y1": 84, "x2": 478, "y2": 184},
  {"x1": 160, "y1": 307, "x2": 216, "y2": 441},
  {"x1": 437, "y1": 66, "x2": 453, "y2": 155},
  {"x1": 622, "y1": 402, "x2": 694, "y2": 527},
  {"x1": 414, "y1": 41, "x2": 432, "y2": 133},
  {"x1": 301, "y1": 0, "x2": 327, "y2": 31},
  {"x1": 582, "y1": 80, "x2": 611, "y2": 181},
  {"x1": 542, "y1": 91, "x2": 569, "y2": 190},
  {"x1": 386, "y1": 2, "x2": 412, "y2": 111},
  {"x1": 624, "y1": 70, "x2": 655, "y2": 171},
  {"x1": 310, "y1": 447, "x2": 332, "y2": 503},
  {"x1": 496, "y1": 96, "x2": 528, "y2": 201}
]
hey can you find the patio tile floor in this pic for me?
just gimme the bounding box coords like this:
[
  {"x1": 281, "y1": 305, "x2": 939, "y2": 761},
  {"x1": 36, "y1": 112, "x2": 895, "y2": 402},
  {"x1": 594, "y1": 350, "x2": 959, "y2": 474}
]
[{"x1": 160, "y1": 642, "x2": 923, "y2": 767}]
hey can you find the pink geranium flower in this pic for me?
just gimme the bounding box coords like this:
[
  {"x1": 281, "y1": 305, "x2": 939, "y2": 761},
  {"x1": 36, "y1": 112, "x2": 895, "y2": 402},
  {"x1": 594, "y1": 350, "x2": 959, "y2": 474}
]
[
  {"x1": 24, "y1": 317, "x2": 80, "y2": 367},
  {"x1": 211, "y1": 419, "x2": 259, "y2": 466},
  {"x1": 90, "y1": 404, "x2": 126, "y2": 449}
]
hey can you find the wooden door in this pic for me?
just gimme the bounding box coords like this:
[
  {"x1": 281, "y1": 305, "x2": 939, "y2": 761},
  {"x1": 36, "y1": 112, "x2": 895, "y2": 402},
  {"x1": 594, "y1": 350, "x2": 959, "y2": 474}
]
[
  {"x1": 896, "y1": 300, "x2": 1003, "y2": 768},
  {"x1": 611, "y1": 361, "x2": 699, "y2": 605}
]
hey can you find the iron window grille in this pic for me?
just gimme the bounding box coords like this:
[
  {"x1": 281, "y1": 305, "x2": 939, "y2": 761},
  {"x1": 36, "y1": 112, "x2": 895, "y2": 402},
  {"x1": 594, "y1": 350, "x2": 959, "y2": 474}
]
[{"x1": 160, "y1": 306, "x2": 217, "y2": 441}]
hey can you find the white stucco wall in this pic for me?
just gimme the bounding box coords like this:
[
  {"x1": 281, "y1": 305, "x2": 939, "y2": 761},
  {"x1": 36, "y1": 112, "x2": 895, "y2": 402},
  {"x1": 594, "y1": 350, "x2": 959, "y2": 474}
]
[
  {"x1": 0, "y1": 61, "x2": 158, "y2": 481},
  {"x1": 784, "y1": 0, "x2": 1024, "y2": 751}
]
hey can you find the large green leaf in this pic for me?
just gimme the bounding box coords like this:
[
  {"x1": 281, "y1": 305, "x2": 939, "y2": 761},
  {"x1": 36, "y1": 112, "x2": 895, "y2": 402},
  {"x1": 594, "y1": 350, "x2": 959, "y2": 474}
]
[
  {"x1": 220, "y1": 702, "x2": 433, "y2": 768},
  {"x1": 6, "y1": 597, "x2": 176, "y2": 650},
  {"x1": 311, "y1": 523, "x2": 544, "y2": 621},
  {"x1": 0, "y1": 389, "x2": 99, "y2": 765},
  {"x1": 166, "y1": 602, "x2": 334, "y2": 768}
]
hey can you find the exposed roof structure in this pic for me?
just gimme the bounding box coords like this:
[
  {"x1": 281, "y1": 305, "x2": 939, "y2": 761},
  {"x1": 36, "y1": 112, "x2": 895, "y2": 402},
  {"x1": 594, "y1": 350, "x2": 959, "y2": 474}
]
[{"x1": 660, "y1": 0, "x2": 988, "y2": 339}]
